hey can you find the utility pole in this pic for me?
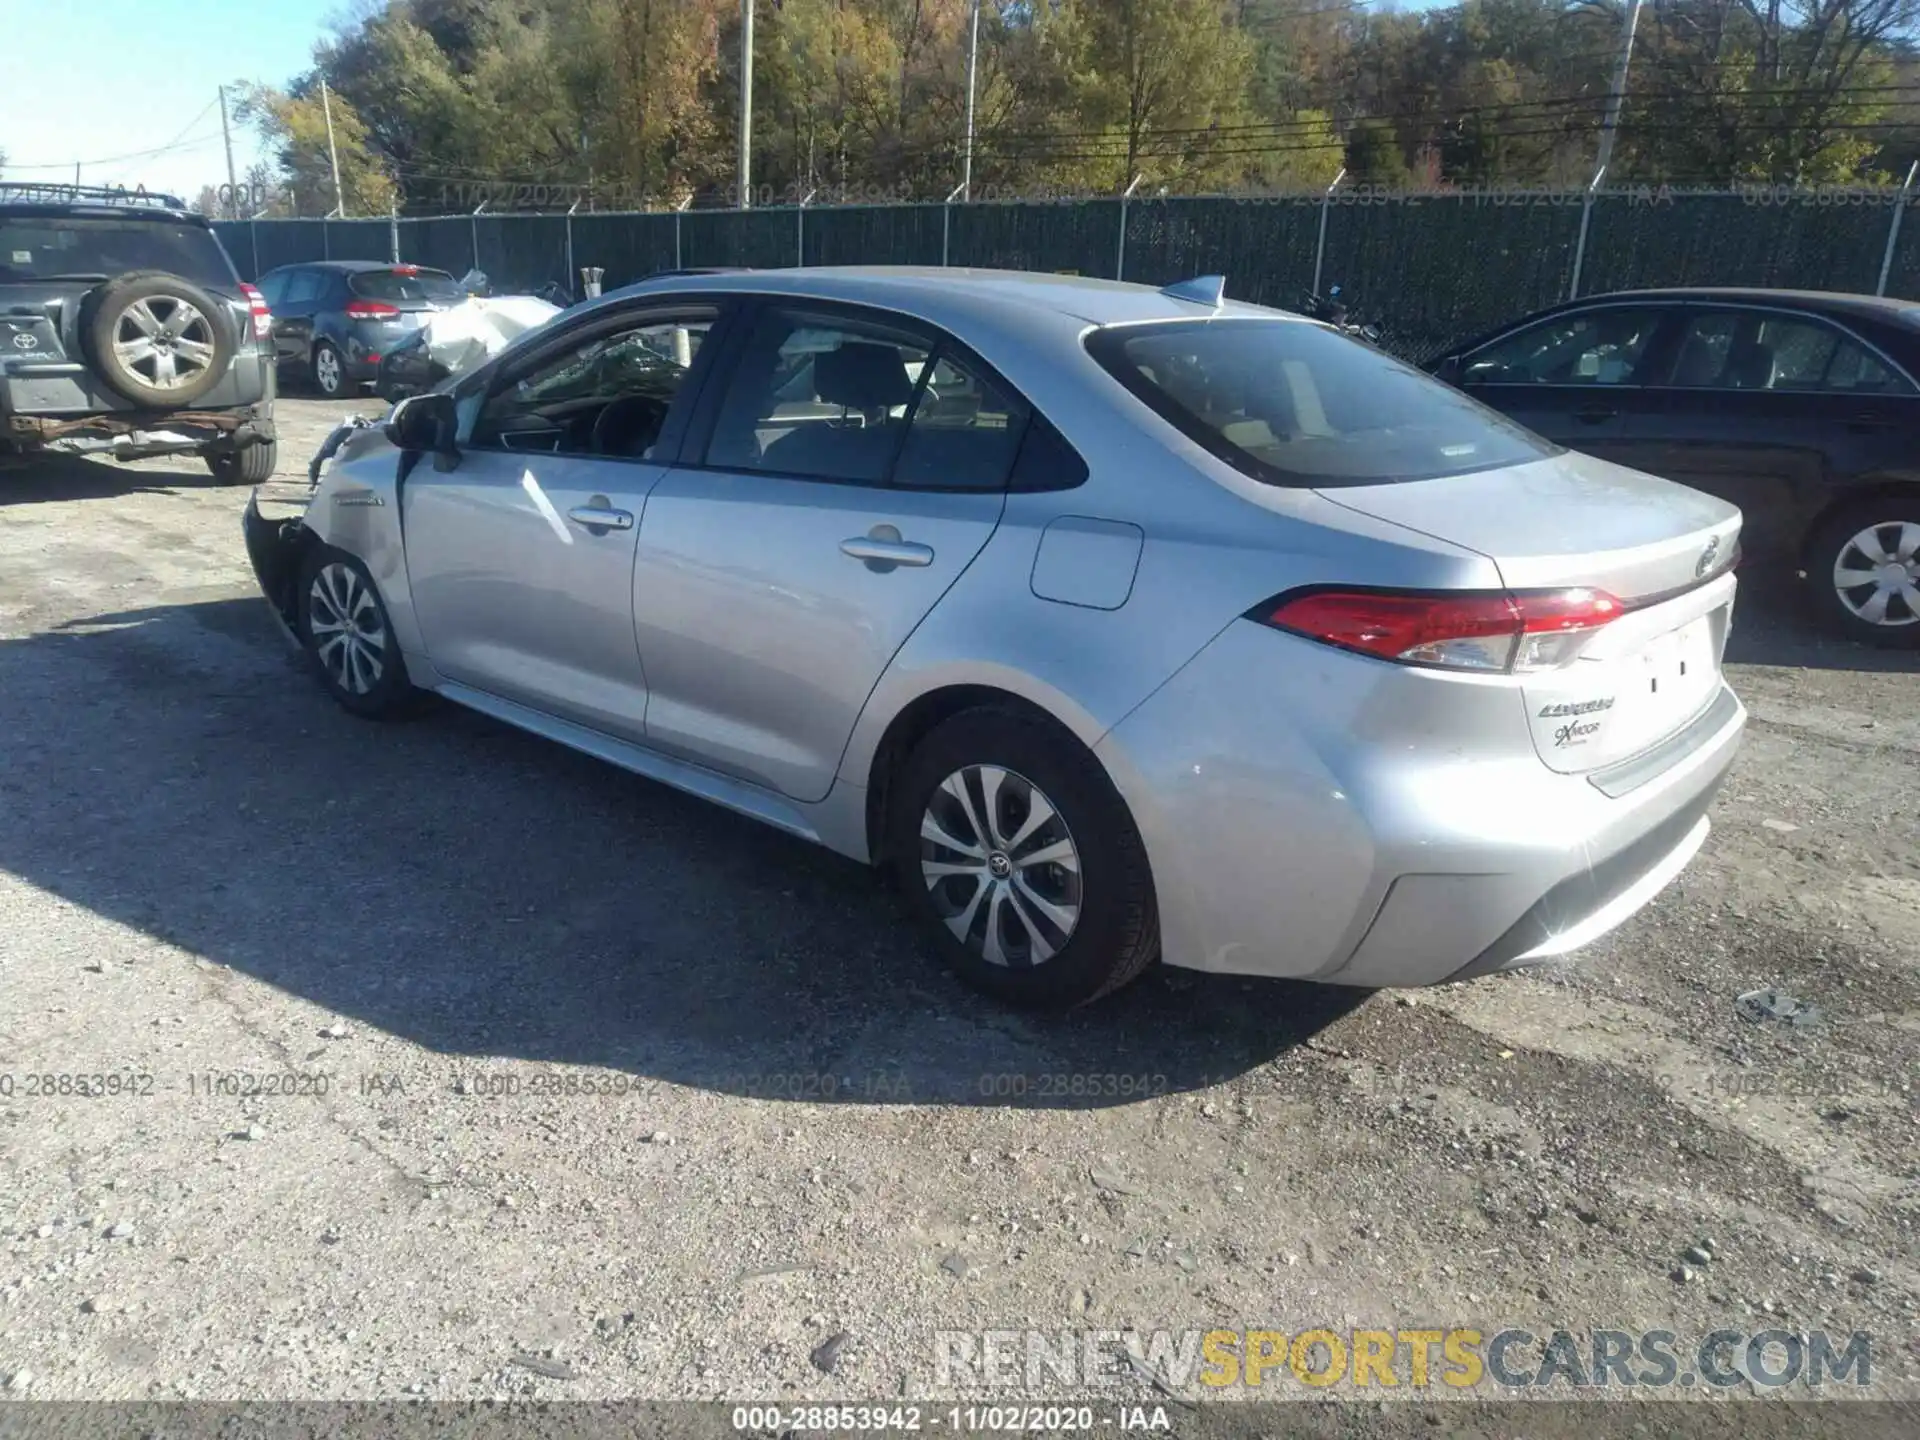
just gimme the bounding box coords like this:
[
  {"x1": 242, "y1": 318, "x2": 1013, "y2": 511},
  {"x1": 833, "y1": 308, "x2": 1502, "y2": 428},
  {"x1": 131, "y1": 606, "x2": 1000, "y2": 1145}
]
[
  {"x1": 961, "y1": 0, "x2": 981, "y2": 201},
  {"x1": 219, "y1": 84, "x2": 238, "y2": 219},
  {"x1": 1592, "y1": 0, "x2": 1643, "y2": 180},
  {"x1": 737, "y1": 0, "x2": 754, "y2": 210},
  {"x1": 320, "y1": 75, "x2": 345, "y2": 217}
]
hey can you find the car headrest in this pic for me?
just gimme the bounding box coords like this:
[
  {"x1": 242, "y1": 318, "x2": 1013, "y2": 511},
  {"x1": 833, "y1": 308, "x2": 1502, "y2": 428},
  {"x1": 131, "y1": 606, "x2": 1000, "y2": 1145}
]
[
  {"x1": 815, "y1": 342, "x2": 914, "y2": 410},
  {"x1": 1726, "y1": 339, "x2": 1776, "y2": 389},
  {"x1": 1672, "y1": 334, "x2": 1723, "y2": 387}
]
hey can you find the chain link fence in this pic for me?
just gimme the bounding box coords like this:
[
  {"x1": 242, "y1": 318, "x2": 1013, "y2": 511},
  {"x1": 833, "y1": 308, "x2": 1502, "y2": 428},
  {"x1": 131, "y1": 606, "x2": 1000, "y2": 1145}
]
[{"x1": 212, "y1": 186, "x2": 1920, "y2": 360}]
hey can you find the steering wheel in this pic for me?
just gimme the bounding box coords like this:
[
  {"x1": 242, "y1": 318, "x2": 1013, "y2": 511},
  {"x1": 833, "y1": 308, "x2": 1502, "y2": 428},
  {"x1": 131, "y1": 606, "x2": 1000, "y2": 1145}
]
[{"x1": 590, "y1": 394, "x2": 668, "y2": 457}]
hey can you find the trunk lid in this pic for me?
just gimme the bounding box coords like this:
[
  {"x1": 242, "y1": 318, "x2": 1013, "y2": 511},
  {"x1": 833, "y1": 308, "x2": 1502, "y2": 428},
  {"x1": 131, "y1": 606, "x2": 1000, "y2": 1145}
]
[
  {"x1": 1319, "y1": 449, "x2": 1741, "y2": 601},
  {"x1": 1321, "y1": 449, "x2": 1743, "y2": 775}
]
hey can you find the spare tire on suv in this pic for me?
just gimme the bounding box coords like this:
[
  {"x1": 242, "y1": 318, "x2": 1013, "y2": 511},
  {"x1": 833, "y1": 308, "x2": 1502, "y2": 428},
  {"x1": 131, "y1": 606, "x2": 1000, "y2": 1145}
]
[{"x1": 82, "y1": 269, "x2": 236, "y2": 408}]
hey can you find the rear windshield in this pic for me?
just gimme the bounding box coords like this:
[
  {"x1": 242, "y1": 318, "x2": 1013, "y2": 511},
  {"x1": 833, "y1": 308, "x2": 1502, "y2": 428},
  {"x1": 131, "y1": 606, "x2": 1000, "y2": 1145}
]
[
  {"x1": 349, "y1": 268, "x2": 463, "y2": 303},
  {"x1": 1086, "y1": 318, "x2": 1557, "y2": 487},
  {"x1": 0, "y1": 215, "x2": 237, "y2": 289}
]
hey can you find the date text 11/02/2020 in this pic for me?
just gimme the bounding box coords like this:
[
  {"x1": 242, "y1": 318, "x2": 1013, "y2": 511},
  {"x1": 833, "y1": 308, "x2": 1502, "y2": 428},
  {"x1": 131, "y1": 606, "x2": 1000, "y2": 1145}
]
[{"x1": 731, "y1": 1405, "x2": 1173, "y2": 1433}]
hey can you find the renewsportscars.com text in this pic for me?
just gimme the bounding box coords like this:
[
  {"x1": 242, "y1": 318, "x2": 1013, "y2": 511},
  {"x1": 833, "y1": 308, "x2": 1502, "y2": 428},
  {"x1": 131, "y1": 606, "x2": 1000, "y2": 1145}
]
[{"x1": 934, "y1": 1326, "x2": 1874, "y2": 1392}]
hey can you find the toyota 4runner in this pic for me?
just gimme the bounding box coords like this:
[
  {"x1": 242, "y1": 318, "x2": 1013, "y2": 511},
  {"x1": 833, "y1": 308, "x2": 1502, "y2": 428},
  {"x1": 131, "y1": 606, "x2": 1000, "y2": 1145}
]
[{"x1": 1, "y1": 184, "x2": 277, "y2": 481}]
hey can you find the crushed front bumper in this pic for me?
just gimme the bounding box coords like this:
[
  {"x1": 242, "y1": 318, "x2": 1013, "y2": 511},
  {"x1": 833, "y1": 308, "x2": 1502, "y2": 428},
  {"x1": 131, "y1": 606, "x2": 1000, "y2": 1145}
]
[{"x1": 243, "y1": 483, "x2": 316, "y2": 647}]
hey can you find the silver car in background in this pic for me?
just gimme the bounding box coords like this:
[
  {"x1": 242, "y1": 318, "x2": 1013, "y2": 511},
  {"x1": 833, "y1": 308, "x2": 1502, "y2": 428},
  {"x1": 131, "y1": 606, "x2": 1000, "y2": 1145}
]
[{"x1": 243, "y1": 267, "x2": 1745, "y2": 1008}]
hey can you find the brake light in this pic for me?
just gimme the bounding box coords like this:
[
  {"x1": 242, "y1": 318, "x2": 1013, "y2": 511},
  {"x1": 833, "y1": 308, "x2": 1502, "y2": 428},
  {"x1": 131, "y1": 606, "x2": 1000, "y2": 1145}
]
[
  {"x1": 392, "y1": 264, "x2": 419, "y2": 276},
  {"x1": 239, "y1": 282, "x2": 271, "y2": 340},
  {"x1": 345, "y1": 299, "x2": 401, "y2": 319},
  {"x1": 1257, "y1": 587, "x2": 1623, "y2": 673}
]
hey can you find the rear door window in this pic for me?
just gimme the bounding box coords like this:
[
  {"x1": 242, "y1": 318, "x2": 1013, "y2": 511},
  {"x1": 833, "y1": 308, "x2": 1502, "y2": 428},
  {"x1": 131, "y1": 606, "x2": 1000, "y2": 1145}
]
[
  {"x1": 349, "y1": 268, "x2": 464, "y2": 304},
  {"x1": 703, "y1": 309, "x2": 933, "y2": 485},
  {"x1": 891, "y1": 351, "x2": 1027, "y2": 491},
  {"x1": 1088, "y1": 318, "x2": 1555, "y2": 487},
  {"x1": 1663, "y1": 308, "x2": 1916, "y2": 393},
  {"x1": 0, "y1": 216, "x2": 237, "y2": 288},
  {"x1": 283, "y1": 270, "x2": 323, "y2": 306},
  {"x1": 1824, "y1": 337, "x2": 1911, "y2": 393}
]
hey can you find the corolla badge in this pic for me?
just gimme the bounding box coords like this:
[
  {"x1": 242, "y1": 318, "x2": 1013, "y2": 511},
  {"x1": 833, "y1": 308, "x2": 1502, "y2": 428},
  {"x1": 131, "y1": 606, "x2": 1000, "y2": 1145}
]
[{"x1": 1695, "y1": 535, "x2": 1721, "y2": 578}]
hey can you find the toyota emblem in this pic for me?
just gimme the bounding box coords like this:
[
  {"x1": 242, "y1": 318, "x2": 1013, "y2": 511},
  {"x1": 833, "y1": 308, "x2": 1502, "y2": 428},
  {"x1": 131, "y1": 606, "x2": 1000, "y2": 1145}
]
[
  {"x1": 1695, "y1": 536, "x2": 1721, "y2": 578},
  {"x1": 10, "y1": 332, "x2": 37, "y2": 350}
]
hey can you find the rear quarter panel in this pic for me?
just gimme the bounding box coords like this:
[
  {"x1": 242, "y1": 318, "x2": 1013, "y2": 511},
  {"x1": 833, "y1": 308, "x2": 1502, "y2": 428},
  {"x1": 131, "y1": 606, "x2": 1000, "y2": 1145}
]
[{"x1": 837, "y1": 318, "x2": 1505, "y2": 796}]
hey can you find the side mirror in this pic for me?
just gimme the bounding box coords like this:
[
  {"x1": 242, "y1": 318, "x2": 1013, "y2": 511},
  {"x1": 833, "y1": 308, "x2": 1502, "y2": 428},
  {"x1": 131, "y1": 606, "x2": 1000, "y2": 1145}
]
[
  {"x1": 386, "y1": 391, "x2": 458, "y2": 461},
  {"x1": 1432, "y1": 354, "x2": 1464, "y2": 385}
]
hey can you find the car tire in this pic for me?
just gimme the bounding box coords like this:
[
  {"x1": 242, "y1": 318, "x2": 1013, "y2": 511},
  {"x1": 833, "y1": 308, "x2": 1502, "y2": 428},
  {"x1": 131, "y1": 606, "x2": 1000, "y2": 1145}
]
[
  {"x1": 1806, "y1": 500, "x2": 1920, "y2": 648},
  {"x1": 296, "y1": 545, "x2": 421, "y2": 719},
  {"x1": 312, "y1": 341, "x2": 347, "y2": 398},
  {"x1": 83, "y1": 270, "x2": 236, "y2": 408},
  {"x1": 206, "y1": 440, "x2": 278, "y2": 485},
  {"x1": 888, "y1": 706, "x2": 1159, "y2": 1009}
]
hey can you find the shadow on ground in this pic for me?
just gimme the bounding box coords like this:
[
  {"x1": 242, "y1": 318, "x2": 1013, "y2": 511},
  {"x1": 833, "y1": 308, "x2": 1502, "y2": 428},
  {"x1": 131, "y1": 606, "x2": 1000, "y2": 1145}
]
[
  {"x1": 1724, "y1": 563, "x2": 1918, "y2": 674},
  {"x1": 0, "y1": 452, "x2": 238, "y2": 507},
  {"x1": 0, "y1": 596, "x2": 1363, "y2": 1110}
]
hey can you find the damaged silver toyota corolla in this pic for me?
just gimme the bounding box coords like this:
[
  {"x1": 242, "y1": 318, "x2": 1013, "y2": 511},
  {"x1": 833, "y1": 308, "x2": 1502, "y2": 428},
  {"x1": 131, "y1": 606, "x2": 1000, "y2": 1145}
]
[{"x1": 244, "y1": 266, "x2": 1745, "y2": 1009}]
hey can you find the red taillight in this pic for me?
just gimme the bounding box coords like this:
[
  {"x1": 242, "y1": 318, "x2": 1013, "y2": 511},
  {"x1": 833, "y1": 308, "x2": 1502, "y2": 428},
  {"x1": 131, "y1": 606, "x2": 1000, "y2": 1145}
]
[
  {"x1": 345, "y1": 299, "x2": 401, "y2": 319},
  {"x1": 392, "y1": 264, "x2": 419, "y2": 276},
  {"x1": 1258, "y1": 587, "x2": 1623, "y2": 674},
  {"x1": 239, "y1": 282, "x2": 271, "y2": 340}
]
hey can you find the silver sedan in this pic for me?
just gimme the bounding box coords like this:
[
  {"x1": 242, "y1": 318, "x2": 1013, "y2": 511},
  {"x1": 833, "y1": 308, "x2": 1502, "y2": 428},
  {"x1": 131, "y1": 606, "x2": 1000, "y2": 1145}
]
[{"x1": 243, "y1": 267, "x2": 1745, "y2": 1008}]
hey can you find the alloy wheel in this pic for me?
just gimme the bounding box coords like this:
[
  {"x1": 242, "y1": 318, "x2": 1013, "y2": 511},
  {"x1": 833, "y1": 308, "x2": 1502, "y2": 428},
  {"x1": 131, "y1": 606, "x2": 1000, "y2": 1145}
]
[
  {"x1": 315, "y1": 346, "x2": 343, "y2": 394},
  {"x1": 919, "y1": 765, "x2": 1082, "y2": 967},
  {"x1": 111, "y1": 296, "x2": 216, "y2": 392},
  {"x1": 1831, "y1": 520, "x2": 1920, "y2": 629},
  {"x1": 307, "y1": 562, "x2": 387, "y2": 695}
]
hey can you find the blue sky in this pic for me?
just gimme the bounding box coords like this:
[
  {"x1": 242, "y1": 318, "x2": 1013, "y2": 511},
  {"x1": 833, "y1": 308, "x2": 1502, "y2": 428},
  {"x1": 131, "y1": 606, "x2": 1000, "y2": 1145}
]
[{"x1": 0, "y1": 0, "x2": 348, "y2": 200}]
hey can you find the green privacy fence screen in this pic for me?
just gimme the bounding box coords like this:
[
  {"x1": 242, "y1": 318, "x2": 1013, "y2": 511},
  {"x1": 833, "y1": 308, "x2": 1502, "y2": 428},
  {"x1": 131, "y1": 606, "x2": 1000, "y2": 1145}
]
[{"x1": 209, "y1": 188, "x2": 1920, "y2": 360}]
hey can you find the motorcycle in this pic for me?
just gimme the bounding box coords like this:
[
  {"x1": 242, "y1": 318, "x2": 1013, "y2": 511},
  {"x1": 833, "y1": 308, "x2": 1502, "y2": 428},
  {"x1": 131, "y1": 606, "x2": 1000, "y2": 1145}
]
[{"x1": 1300, "y1": 285, "x2": 1383, "y2": 347}]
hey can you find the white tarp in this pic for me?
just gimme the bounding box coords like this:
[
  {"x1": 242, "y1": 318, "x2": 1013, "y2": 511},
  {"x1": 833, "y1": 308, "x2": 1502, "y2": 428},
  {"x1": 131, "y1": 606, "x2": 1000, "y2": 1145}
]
[{"x1": 419, "y1": 295, "x2": 560, "y2": 376}]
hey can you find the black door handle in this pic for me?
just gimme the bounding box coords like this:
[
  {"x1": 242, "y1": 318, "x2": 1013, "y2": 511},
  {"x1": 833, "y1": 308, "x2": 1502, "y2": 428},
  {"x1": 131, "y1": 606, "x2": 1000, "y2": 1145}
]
[{"x1": 1573, "y1": 407, "x2": 1618, "y2": 425}]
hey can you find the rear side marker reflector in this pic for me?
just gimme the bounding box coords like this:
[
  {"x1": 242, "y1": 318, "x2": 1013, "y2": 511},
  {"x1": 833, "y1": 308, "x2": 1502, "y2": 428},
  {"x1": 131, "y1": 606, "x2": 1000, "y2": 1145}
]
[{"x1": 1256, "y1": 587, "x2": 1625, "y2": 674}]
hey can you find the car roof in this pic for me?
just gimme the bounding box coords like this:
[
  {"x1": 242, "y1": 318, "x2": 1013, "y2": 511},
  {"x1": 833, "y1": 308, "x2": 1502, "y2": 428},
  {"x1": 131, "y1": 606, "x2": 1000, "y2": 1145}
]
[
  {"x1": 1435, "y1": 285, "x2": 1920, "y2": 360},
  {"x1": 1544, "y1": 286, "x2": 1915, "y2": 323},
  {"x1": 265, "y1": 259, "x2": 455, "y2": 275},
  {"x1": 619, "y1": 265, "x2": 1290, "y2": 328},
  {"x1": 0, "y1": 202, "x2": 206, "y2": 224}
]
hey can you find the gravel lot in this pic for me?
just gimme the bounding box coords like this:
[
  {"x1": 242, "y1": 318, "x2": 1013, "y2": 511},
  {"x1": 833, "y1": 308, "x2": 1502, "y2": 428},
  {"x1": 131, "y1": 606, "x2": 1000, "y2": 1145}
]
[{"x1": 0, "y1": 396, "x2": 1915, "y2": 1408}]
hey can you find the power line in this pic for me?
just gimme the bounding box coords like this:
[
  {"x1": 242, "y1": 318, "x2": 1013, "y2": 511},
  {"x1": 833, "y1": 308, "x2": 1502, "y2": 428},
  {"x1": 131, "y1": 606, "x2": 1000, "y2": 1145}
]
[
  {"x1": 379, "y1": 76, "x2": 1920, "y2": 191},
  {"x1": 3, "y1": 98, "x2": 224, "y2": 172}
]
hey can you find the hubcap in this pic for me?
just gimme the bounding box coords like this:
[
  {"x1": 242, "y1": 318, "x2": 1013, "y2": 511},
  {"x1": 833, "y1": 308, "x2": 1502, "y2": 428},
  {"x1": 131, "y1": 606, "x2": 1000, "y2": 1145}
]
[
  {"x1": 112, "y1": 296, "x2": 215, "y2": 392},
  {"x1": 1832, "y1": 521, "x2": 1920, "y2": 628},
  {"x1": 307, "y1": 562, "x2": 386, "y2": 695},
  {"x1": 920, "y1": 765, "x2": 1081, "y2": 967},
  {"x1": 316, "y1": 348, "x2": 342, "y2": 392}
]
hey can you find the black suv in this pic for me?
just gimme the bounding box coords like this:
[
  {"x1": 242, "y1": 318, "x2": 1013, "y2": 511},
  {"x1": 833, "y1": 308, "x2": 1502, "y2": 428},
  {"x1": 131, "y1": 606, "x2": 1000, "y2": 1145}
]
[{"x1": 0, "y1": 185, "x2": 277, "y2": 482}]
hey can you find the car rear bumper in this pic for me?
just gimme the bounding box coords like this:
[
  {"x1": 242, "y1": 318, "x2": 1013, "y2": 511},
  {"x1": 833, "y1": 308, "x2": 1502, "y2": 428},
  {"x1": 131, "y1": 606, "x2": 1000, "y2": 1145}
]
[
  {"x1": 4, "y1": 402, "x2": 275, "y2": 460},
  {"x1": 1094, "y1": 618, "x2": 1745, "y2": 987}
]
